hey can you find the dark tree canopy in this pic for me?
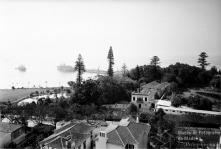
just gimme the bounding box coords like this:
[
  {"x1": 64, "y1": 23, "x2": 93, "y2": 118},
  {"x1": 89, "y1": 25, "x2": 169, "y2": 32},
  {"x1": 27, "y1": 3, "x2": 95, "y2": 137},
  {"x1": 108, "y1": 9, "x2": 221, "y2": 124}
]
[
  {"x1": 128, "y1": 103, "x2": 138, "y2": 115},
  {"x1": 150, "y1": 56, "x2": 160, "y2": 66},
  {"x1": 198, "y1": 52, "x2": 209, "y2": 70},
  {"x1": 71, "y1": 77, "x2": 131, "y2": 105},
  {"x1": 74, "y1": 54, "x2": 86, "y2": 86},
  {"x1": 107, "y1": 46, "x2": 114, "y2": 77}
]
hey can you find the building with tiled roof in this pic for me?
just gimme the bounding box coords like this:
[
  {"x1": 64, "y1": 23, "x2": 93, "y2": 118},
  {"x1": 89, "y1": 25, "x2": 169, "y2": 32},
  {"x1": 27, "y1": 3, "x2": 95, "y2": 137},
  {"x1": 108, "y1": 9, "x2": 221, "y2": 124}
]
[
  {"x1": 131, "y1": 81, "x2": 171, "y2": 112},
  {"x1": 96, "y1": 118, "x2": 151, "y2": 149},
  {"x1": 0, "y1": 122, "x2": 26, "y2": 148},
  {"x1": 39, "y1": 121, "x2": 94, "y2": 149}
]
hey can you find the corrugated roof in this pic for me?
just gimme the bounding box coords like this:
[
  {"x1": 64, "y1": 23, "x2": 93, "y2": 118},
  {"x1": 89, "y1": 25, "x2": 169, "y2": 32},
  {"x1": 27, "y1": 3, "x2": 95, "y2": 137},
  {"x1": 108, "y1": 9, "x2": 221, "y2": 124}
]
[
  {"x1": 40, "y1": 122, "x2": 94, "y2": 149},
  {"x1": 141, "y1": 81, "x2": 160, "y2": 90},
  {"x1": 0, "y1": 122, "x2": 22, "y2": 133}
]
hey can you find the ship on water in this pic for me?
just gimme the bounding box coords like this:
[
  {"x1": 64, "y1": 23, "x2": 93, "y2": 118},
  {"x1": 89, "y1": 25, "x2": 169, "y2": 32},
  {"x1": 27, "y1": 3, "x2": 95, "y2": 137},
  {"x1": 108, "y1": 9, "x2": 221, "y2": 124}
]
[{"x1": 57, "y1": 64, "x2": 74, "y2": 73}]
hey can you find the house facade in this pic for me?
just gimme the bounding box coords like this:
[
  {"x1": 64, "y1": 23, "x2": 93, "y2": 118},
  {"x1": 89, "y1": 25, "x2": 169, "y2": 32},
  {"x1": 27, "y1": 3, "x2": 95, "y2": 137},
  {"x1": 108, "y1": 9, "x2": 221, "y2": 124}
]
[
  {"x1": 131, "y1": 81, "x2": 170, "y2": 112},
  {"x1": 95, "y1": 119, "x2": 151, "y2": 149},
  {"x1": 40, "y1": 121, "x2": 94, "y2": 149},
  {"x1": 0, "y1": 122, "x2": 26, "y2": 148}
]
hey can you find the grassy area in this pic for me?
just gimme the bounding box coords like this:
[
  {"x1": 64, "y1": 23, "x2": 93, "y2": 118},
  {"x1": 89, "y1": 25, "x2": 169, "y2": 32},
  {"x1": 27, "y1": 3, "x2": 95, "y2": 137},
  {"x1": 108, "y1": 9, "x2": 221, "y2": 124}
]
[{"x1": 0, "y1": 88, "x2": 48, "y2": 103}]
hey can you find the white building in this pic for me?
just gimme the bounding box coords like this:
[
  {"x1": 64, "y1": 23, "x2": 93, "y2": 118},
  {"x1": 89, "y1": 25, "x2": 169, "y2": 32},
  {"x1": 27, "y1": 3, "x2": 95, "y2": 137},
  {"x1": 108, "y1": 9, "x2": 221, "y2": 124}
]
[
  {"x1": 131, "y1": 81, "x2": 170, "y2": 112},
  {"x1": 155, "y1": 100, "x2": 221, "y2": 116}
]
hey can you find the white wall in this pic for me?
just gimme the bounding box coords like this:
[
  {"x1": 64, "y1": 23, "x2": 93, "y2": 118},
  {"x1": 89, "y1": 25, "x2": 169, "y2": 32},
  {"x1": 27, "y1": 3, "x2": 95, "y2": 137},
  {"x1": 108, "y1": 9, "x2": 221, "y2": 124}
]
[
  {"x1": 86, "y1": 136, "x2": 91, "y2": 149},
  {"x1": 0, "y1": 132, "x2": 11, "y2": 148},
  {"x1": 107, "y1": 143, "x2": 123, "y2": 149},
  {"x1": 95, "y1": 135, "x2": 107, "y2": 149}
]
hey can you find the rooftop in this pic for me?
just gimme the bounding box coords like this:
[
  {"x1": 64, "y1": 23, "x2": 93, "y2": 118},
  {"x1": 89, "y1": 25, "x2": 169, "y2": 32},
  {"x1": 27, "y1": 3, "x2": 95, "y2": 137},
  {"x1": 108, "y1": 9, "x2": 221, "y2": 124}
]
[
  {"x1": 105, "y1": 121, "x2": 151, "y2": 146},
  {"x1": 141, "y1": 81, "x2": 160, "y2": 90},
  {"x1": 0, "y1": 122, "x2": 22, "y2": 133},
  {"x1": 133, "y1": 81, "x2": 170, "y2": 97},
  {"x1": 40, "y1": 122, "x2": 94, "y2": 148},
  {"x1": 156, "y1": 100, "x2": 172, "y2": 107},
  {"x1": 157, "y1": 105, "x2": 221, "y2": 115}
]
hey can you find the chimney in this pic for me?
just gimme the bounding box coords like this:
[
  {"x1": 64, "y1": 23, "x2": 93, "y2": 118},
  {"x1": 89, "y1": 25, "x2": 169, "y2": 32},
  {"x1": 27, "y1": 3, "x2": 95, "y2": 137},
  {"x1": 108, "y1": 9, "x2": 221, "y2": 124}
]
[{"x1": 136, "y1": 115, "x2": 139, "y2": 123}]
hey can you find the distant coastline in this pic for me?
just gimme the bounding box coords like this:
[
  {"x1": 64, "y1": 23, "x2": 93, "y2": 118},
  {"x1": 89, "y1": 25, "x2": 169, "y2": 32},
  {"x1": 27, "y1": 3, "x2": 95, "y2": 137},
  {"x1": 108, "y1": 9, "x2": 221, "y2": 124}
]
[{"x1": 57, "y1": 64, "x2": 107, "y2": 74}]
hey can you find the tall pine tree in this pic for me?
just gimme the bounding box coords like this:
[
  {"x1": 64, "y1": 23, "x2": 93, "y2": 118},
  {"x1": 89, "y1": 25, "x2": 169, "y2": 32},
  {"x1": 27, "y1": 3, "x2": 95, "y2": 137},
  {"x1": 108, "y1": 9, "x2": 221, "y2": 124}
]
[
  {"x1": 198, "y1": 52, "x2": 209, "y2": 70},
  {"x1": 150, "y1": 56, "x2": 160, "y2": 66},
  {"x1": 74, "y1": 54, "x2": 85, "y2": 86},
  {"x1": 107, "y1": 46, "x2": 114, "y2": 77},
  {"x1": 122, "y1": 63, "x2": 127, "y2": 77}
]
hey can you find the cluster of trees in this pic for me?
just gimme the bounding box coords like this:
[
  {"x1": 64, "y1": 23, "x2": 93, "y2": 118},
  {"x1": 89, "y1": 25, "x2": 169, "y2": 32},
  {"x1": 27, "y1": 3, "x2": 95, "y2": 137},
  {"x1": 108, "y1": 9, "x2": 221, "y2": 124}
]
[
  {"x1": 74, "y1": 46, "x2": 115, "y2": 87},
  {"x1": 171, "y1": 94, "x2": 213, "y2": 111},
  {"x1": 71, "y1": 76, "x2": 137, "y2": 105},
  {"x1": 71, "y1": 46, "x2": 138, "y2": 106},
  {"x1": 2, "y1": 96, "x2": 104, "y2": 126},
  {"x1": 128, "y1": 52, "x2": 220, "y2": 89}
]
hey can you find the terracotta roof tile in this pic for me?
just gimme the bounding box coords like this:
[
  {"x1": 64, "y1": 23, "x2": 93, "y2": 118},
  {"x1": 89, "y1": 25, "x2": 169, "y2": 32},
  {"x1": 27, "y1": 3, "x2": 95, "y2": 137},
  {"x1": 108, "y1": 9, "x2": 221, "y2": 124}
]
[
  {"x1": 107, "y1": 122, "x2": 151, "y2": 146},
  {"x1": 116, "y1": 126, "x2": 137, "y2": 145},
  {"x1": 107, "y1": 129, "x2": 124, "y2": 146}
]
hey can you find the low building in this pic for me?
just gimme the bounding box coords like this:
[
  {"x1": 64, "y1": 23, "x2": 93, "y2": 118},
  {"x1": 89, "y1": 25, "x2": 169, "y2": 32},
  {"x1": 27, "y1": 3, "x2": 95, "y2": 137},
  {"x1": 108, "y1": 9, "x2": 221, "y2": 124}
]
[
  {"x1": 102, "y1": 103, "x2": 130, "y2": 111},
  {"x1": 131, "y1": 81, "x2": 170, "y2": 112},
  {"x1": 155, "y1": 100, "x2": 221, "y2": 116},
  {"x1": 95, "y1": 118, "x2": 151, "y2": 149},
  {"x1": 40, "y1": 121, "x2": 94, "y2": 149},
  {"x1": 0, "y1": 122, "x2": 26, "y2": 148}
]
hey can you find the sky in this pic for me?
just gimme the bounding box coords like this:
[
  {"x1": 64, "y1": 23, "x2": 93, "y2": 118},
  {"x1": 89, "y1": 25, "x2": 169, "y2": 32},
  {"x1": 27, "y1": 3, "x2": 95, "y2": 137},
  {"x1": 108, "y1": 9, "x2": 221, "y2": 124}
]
[{"x1": 0, "y1": 0, "x2": 221, "y2": 72}]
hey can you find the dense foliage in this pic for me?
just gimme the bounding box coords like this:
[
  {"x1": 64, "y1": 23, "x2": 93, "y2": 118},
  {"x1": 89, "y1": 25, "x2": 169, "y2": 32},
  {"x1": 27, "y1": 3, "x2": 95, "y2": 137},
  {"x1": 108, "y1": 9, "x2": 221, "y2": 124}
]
[
  {"x1": 71, "y1": 76, "x2": 136, "y2": 105},
  {"x1": 128, "y1": 62, "x2": 220, "y2": 89},
  {"x1": 171, "y1": 94, "x2": 213, "y2": 111}
]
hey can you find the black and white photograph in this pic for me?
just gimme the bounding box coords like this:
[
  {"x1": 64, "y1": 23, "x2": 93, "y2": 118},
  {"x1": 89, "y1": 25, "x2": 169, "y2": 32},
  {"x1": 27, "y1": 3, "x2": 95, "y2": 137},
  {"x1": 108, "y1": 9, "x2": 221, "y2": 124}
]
[{"x1": 0, "y1": 0, "x2": 221, "y2": 148}]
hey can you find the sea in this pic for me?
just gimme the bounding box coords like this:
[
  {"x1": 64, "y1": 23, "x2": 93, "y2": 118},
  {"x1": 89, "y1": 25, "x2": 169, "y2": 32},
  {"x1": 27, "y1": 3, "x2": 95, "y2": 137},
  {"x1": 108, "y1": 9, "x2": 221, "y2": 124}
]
[{"x1": 0, "y1": 63, "x2": 97, "y2": 89}]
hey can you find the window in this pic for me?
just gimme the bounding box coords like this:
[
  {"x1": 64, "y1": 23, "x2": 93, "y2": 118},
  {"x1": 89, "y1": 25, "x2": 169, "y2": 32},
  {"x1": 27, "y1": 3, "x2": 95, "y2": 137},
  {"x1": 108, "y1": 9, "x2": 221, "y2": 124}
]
[
  {"x1": 145, "y1": 97, "x2": 147, "y2": 101},
  {"x1": 100, "y1": 132, "x2": 105, "y2": 137},
  {"x1": 139, "y1": 104, "x2": 141, "y2": 109},
  {"x1": 83, "y1": 141, "x2": 86, "y2": 149},
  {"x1": 125, "y1": 144, "x2": 134, "y2": 149},
  {"x1": 133, "y1": 97, "x2": 135, "y2": 101},
  {"x1": 137, "y1": 97, "x2": 143, "y2": 102}
]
